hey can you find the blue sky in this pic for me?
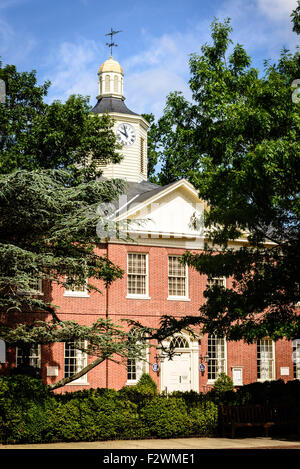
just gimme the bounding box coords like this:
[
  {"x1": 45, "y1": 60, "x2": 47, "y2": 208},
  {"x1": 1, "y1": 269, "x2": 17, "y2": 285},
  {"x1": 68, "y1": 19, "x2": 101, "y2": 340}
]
[{"x1": 0, "y1": 0, "x2": 298, "y2": 117}]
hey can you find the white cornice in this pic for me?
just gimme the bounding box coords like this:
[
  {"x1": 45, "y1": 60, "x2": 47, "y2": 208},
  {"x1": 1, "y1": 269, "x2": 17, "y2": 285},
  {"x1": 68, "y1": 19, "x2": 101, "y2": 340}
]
[{"x1": 105, "y1": 112, "x2": 150, "y2": 129}]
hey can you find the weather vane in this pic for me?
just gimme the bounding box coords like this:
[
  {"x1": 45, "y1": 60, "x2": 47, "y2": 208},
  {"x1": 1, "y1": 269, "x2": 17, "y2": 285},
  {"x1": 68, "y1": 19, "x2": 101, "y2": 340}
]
[{"x1": 105, "y1": 27, "x2": 122, "y2": 56}]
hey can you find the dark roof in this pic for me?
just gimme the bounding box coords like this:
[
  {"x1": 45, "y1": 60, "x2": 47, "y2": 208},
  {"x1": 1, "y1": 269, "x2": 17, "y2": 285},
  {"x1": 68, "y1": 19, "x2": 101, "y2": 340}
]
[
  {"x1": 97, "y1": 178, "x2": 170, "y2": 217},
  {"x1": 126, "y1": 181, "x2": 176, "y2": 209},
  {"x1": 91, "y1": 97, "x2": 139, "y2": 116},
  {"x1": 114, "y1": 180, "x2": 179, "y2": 217}
]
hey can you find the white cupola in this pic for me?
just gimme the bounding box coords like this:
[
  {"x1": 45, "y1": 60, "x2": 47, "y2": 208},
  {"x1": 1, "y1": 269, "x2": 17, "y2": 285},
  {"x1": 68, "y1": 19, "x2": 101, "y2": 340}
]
[
  {"x1": 97, "y1": 56, "x2": 124, "y2": 100},
  {"x1": 92, "y1": 55, "x2": 150, "y2": 183}
]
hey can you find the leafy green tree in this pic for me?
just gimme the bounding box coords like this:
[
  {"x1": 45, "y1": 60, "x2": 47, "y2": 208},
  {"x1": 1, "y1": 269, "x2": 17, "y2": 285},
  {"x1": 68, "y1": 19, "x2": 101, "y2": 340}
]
[
  {"x1": 291, "y1": 0, "x2": 300, "y2": 34},
  {"x1": 0, "y1": 169, "x2": 148, "y2": 389},
  {"x1": 141, "y1": 113, "x2": 159, "y2": 182},
  {"x1": 149, "y1": 15, "x2": 300, "y2": 342},
  {"x1": 0, "y1": 61, "x2": 122, "y2": 183},
  {"x1": 213, "y1": 373, "x2": 234, "y2": 394},
  {"x1": 0, "y1": 62, "x2": 145, "y2": 388}
]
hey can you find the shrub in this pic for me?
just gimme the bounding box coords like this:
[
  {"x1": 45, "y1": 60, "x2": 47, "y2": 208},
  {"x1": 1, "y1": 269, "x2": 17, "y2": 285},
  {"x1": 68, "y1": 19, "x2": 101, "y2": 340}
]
[
  {"x1": 140, "y1": 397, "x2": 189, "y2": 438},
  {"x1": 189, "y1": 401, "x2": 219, "y2": 436},
  {"x1": 0, "y1": 375, "x2": 56, "y2": 444},
  {"x1": 168, "y1": 390, "x2": 208, "y2": 407},
  {"x1": 1, "y1": 374, "x2": 50, "y2": 402},
  {"x1": 10, "y1": 365, "x2": 42, "y2": 380},
  {"x1": 44, "y1": 393, "x2": 149, "y2": 442},
  {"x1": 135, "y1": 373, "x2": 158, "y2": 395},
  {"x1": 118, "y1": 373, "x2": 157, "y2": 407},
  {"x1": 55, "y1": 387, "x2": 118, "y2": 403},
  {"x1": 213, "y1": 373, "x2": 234, "y2": 394}
]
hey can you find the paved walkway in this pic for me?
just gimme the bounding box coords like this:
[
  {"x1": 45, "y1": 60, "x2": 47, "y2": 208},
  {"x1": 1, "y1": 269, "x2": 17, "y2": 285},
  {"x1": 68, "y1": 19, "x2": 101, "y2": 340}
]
[{"x1": 1, "y1": 437, "x2": 300, "y2": 450}]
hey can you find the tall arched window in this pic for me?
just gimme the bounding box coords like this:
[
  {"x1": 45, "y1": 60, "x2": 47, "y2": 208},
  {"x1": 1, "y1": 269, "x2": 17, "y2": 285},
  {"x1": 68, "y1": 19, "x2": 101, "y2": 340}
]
[
  {"x1": 207, "y1": 335, "x2": 226, "y2": 381},
  {"x1": 114, "y1": 75, "x2": 118, "y2": 93},
  {"x1": 64, "y1": 340, "x2": 88, "y2": 384},
  {"x1": 169, "y1": 336, "x2": 189, "y2": 349},
  {"x1": 257, "y1": 338, "x2": 275, "y2": 381},
  {"x1": 105, "y1": 75, "x2": 110, "y2": 93},
  {"x1": 127, "y1": 329, "x2": 148, "y2": 383},
  {"x1": 293, "y1": 339, "x2": 300, "y2": 379}
]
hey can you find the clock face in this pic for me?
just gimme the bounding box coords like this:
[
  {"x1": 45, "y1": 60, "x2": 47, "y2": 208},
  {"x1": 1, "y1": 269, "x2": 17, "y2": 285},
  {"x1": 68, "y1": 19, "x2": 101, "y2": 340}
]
[{"x1": 116, "y1": 123, "x2": 136, "y2": 146}]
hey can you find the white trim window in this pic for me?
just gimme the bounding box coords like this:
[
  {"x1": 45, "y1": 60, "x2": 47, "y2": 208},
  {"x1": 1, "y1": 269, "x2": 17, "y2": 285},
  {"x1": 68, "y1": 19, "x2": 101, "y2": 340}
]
[
  {"x1": 293, "y1": 339, "x2": 300, "y2": 379},
  {"x1": 127, "y1": 357, "x2": 147, "y2": 383},
  {"x1": 207, "y1": 276, "x2": 226, "y2": 289},
  {"x1": 257, "y1": 339, "x2": 275, "y2": 381},
  {"x1": 64, "y1": 276, "x2": 90, "y2": 298},
  {"x1": 18, "y1": 274, "x2": 43, "y2": 296},
  {"x1": 16, "y1": 344, "x2": 41, "y2": 368},
  {"x1": 127, "y1": 253, "x2": 149, "y2": 298},
  {"x1": 29, "y1": 277, "x2": 43, "y2": 294},
  {"x1": 126, "y1": 328, "x2": 149, "y2": 384},
  {"x1": 207, "y1": 335, "x2": 227, "y2": 382},
  {"x1": 168, "y1": 255, "x2": 189, "y2": 300},
  {"x1": 169, "y1": 335, "x2": 190, "y2": 349},
  {"x1": 64, "y1": 340, "x2": 88, "y2": 384},
  {"x1": 127, "y1": 348, "x2": 149, "y2": 384}
]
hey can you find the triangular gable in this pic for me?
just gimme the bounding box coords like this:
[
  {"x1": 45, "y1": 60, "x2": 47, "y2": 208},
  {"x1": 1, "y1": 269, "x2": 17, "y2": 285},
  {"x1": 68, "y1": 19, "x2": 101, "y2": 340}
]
[{"x1": 115, "y1": 179, "x2": 205, "y2": 239}]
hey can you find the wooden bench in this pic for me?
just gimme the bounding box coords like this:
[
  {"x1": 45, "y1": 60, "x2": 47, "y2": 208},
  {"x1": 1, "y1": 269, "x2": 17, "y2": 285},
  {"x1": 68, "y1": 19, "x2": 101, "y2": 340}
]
[{"x1": 220, "y1": 404, "x2": 281, "y2": 438}]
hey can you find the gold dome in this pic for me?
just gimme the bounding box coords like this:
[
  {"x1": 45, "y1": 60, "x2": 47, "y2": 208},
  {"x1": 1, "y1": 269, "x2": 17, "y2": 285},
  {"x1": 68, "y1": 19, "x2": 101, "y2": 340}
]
[{"x1": 98, "y1": 56, "x2": 123, "y2": 75}]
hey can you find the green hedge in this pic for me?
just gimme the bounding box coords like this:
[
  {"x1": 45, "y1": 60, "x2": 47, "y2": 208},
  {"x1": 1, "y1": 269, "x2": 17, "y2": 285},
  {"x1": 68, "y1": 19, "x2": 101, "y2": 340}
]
[
  {"x1": 0, "y1": 375, "x2": 57, "y2": 444},
  {"x1": 0, "y1": 374, "x2": 218, "y2": 444},
  {"x1": 1, "y1": 375, "x2": 298, "y2": 444}
]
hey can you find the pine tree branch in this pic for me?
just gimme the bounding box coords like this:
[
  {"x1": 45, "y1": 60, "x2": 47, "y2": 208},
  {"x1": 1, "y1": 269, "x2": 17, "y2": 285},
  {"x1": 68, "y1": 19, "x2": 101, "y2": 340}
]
[{"x1": 48, "y1": 356, "x2": 105, "y2": 390}]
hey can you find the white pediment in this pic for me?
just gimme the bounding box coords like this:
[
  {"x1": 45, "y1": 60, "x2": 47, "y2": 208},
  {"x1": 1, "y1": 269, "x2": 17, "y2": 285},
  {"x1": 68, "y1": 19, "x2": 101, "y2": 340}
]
[{"x1": 117, "y1": 180, "x2": 205, "y2": 242}]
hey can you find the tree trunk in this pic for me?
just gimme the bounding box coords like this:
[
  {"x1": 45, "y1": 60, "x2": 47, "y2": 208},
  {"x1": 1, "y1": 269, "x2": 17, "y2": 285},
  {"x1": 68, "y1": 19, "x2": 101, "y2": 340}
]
[{"x1": 48, "y1": 356, "x2": 105, "y2": 391}]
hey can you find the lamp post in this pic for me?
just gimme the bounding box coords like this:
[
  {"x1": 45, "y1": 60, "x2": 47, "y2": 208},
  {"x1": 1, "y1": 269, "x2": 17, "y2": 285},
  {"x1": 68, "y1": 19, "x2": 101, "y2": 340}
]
[
  {"x1": 200, "y1": 353, "x2": 210, "y2": 363},
  {"x1": 199, "y1": 353, "x2": 210, "y2": 376}
]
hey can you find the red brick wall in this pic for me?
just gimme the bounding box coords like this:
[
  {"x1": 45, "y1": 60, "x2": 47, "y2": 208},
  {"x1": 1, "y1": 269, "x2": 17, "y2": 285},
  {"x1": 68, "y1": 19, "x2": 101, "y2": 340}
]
[{"x1": 0, "y1": 242, "x2": 297, "y2": 393}]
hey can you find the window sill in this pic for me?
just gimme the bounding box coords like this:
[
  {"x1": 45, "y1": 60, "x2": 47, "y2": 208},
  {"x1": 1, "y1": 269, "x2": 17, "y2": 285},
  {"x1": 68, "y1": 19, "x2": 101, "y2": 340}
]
[
  {"x1": 126, "y1": 295, "x2": 151, "y2": 300},
  {"x1": 167, "y1": 296, "x2": 191, "y2": 302},
  {"x1": 257, "y1": 378, "x2": 275, "y2": 382},
  {"x1": 126, "y1": 380, "x2": 138, "y2": 386},
  {"x1": 64, "y1": 292, "x2": 90, "y2": 298},
  {"x1": 66, "y1": 381, "x2": 89, "y2": 385}
]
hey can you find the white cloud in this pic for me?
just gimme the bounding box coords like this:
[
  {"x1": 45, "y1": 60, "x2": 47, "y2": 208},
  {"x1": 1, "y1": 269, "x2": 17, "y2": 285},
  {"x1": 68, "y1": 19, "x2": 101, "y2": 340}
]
[
  {"x1": 122, "y1": 26, "x2": 211, "y2": 117},
  {"x1": 45, "y1": 38, "x2": 103, "y2": 103},
  {"x1": 125, "y1": 68, "x2": 192, "y2": 117},
  {"x1": 215, "y1": 0, "x2": 298, "y2": 64},
  {"x1": 257, "y1": 0, "x2": 297, "y2": 20},
  {"x1": 0, "y1": 17, "x2": 14, "y2": 47},
  {"x1": 44, "y1": 0, "x2": 299, "y2": 118},
  {"x1": 121, "y1": 0, "x2": 299, "y2": 118},
  {"x1": 46, "y1": 26, "x2": 208, "y2": 115},
  {"x1": 0, "y1": 15, "x2": 36, "y2": 66}
]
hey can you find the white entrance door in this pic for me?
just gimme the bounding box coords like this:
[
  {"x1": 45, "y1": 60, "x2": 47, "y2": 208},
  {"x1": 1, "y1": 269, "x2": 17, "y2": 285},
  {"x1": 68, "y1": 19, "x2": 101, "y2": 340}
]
[{"x1": 163, "y1": 353, "x2": 191, "y2": 393}]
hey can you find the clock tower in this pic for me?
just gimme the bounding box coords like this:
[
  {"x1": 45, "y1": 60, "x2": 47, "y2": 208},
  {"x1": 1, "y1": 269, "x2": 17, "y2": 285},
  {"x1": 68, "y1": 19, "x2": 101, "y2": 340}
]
[{"x1": 92, "y1": 56, "x2": 149, "y2": 183}]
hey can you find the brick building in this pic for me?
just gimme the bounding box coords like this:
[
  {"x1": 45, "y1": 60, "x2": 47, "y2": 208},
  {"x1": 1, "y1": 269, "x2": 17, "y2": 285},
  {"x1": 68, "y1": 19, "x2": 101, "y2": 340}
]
[{"x1": 1, "y1": 55, "x2": 299, "y2": 393}]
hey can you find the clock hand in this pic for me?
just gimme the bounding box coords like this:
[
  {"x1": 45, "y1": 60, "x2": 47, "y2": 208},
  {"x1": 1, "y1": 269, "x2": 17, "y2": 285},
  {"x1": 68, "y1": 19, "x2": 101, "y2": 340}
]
[{"x1": 122, "y1": 125, "x2": 128, "y2": 138}]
